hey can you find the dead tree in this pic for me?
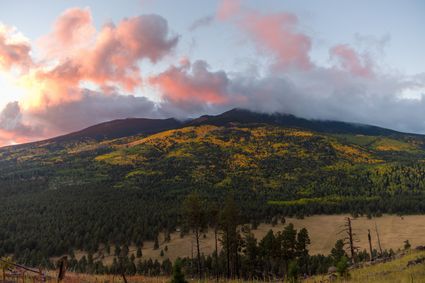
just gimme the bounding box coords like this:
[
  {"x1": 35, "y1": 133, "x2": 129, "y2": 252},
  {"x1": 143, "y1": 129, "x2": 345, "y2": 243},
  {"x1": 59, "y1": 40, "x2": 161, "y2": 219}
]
[
  {"x1": 338, "y1": 217, "x2": 360, "y2": 263},
  {"x1": 57, "y1": 256, "x2": 68, "y2": 282},
  {"x1": 118, "y1": 257, "x2": 128, "y2": 283},
  {"x1": 368, "y1": 229, "x2": 374, "y2": 261},
  {"x1": 375, "y1": 222, "x2": 383, "y2": 256}
]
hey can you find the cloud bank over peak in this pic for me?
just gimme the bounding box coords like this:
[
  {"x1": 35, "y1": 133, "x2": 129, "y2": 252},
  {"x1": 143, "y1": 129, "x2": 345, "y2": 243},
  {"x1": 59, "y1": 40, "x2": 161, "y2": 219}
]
[{"x1": 0, "y1": 3, "x2": 424, "y2": 146}]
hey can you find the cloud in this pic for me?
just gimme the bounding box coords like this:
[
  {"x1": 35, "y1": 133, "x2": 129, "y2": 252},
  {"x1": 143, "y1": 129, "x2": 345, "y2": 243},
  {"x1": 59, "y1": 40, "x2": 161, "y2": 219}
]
[
  {"x1": 0, "y1": 24, "x2": 32, "y2": 71},
  {"x1": 148, "y1": 55, "x2": 425, "y2": 134},
  {"x1": 24, "y1": 9, "x2": 179, "y2": 110},
  {"x1": 0, "y1": 9, "x2": 181, "y2": 146},
  {"x1": 188, "y1": 15, "x2": 214, "y2": 31},
  {"x1": 150, "y1": 60, "x2": 247, "y2": 114},
  {"x1": 217, "y1": 0, "x2": 241, "y2": 20},
  {"x1": 216, "y1": 2, "x2": 312, "y2": 70},
  {"x1": 39, "y1": 7, "x2": 180, "y2": 77},
  {"x1": 0, "y1": 102, "x2": 42, "y2": 145},
  {"x1": 38, "y1": 7, "x2": 96, "y2": 59},
  {"x1": 241, "y1": 12, "x2": 312, "y2": 70},
  {"x1": 330, "y1": 44, "x2": 374, "y2": 78},
  {"x1": 76, "y1": 13, "x2": 178, "y2": 90},
  {"x1": 28, "y1": 90, "x2": 157, "y2": 134}
]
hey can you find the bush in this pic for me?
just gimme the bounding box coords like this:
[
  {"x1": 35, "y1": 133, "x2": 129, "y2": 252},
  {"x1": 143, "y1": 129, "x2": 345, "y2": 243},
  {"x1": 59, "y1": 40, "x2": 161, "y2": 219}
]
[
  {"x1": 336, "y1": 256, "x2": 350, "y2": 278},
  {"x1": 404, "y1": 240, "x2": 411, "y2": 250}
]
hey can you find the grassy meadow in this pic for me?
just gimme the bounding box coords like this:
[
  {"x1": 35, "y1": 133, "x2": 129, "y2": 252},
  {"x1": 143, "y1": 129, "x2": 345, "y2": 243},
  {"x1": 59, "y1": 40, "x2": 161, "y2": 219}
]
[{"x1": 57, "y1": 214, "x2": 425, "y2": 265}]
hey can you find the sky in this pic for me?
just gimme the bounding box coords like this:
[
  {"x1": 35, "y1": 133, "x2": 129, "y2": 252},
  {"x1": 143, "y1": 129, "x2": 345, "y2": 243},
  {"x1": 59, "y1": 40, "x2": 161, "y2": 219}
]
[{"x1": 0, "y1": 0, "x2": 424, "y2": 146}]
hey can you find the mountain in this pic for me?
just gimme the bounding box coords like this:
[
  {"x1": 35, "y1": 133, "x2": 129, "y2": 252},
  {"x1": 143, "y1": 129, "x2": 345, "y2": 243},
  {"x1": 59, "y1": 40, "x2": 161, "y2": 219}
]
[
  {"x1": 9, "y1": 108, "x2": 408, "y2": 148},
  {"x1": 2, "y1": 108, "x2": 425, "y2": 266},
  {"x1": 48, "y1": 117, "x2": 182, "y2": 142},
  {"x1": 188, "y1": 108, "x2": 403, "y2": 136}
]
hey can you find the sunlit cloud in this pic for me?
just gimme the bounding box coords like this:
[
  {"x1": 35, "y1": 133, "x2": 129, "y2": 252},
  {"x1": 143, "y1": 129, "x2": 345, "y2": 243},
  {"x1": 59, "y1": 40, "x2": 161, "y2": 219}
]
[{"x1": 0, "y1": 3, "x2": 424, "y2": 147}]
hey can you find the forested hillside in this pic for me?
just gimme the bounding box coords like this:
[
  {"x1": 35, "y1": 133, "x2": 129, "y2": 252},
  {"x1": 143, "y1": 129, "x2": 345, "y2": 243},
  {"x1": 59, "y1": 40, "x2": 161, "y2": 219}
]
[{"x1": 2, "y1": 109, "x2": 425, "y2": 267}]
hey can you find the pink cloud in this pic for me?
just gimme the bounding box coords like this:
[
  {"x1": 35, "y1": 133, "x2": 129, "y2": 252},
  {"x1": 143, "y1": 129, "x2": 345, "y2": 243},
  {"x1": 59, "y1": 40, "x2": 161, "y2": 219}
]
[
  {"x1": 0, "y1": 25, "x2": 32, "y2": 71},
  {"x1": 217, "y1": 0, "x2": 241, "y2": 20},
  {"x1": 240, "y1": 11, "x2": 312, "y2": 70},
  {"x1": 22, "y1": 9, "x2": 179, "y2": 110},
  {"x1": 73, "y1": 14, "x2": 178, "y2": 91},
  {"x1": 38, "y1": 7, "x2": 96, "y2": 59},
  {"x1": 216, "y1": 1, "x2": 312, "y2": 70},
  {"x1": 330, "y1": 44, "x2": 374, "y2": 78},
  {"x1": 0, "y1": 9, "x2": 180, "y2": 145},
  {"x1": 149, "y1": 60, "x2": 231, "y2": 106}
]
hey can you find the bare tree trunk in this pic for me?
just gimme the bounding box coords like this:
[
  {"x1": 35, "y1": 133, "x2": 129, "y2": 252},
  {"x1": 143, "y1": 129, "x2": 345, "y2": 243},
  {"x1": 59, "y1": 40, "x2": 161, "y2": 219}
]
[
  {"x1": 375, "y1": 222, "x2": 383, "y2": 256},
  {"x1": 226, "y1": 229, "x2": 230, "y2": 278},
  {"x1": 119, "y1": 259, "x2": 128, "y2": 283},
  {"x1": 215, "y1": 228, "x2": 219, "y2": 282},
  {"x1": 347, "y1": 217, "x2": 355, "y2": 262},
  {"x1": 195, "y1": 229, "x2": 202, "y2": 279},
  {"x1": 368, "y1": 229, "x2": 374, "y2": 261}
]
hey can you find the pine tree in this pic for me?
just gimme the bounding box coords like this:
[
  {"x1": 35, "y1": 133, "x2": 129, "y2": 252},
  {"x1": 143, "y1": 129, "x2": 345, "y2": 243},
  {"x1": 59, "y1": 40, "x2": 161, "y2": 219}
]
[
  {"x1": 331, "y1": 240, "x2": 346, "y2": 265},
  {"x1": 170, "y1": 259, "x2": 187, "y2": 283},
  {"x1": 336, "y1": 256, "x2": 350, "y2": 278},
  {"x1": 296, "y1": 228, "x2": 311, "y2": 274},
  {"x1": 136, "y1": 246, "x2": 142, "y2": 258},
  {"x1": 219, "y1": 195, "x2": 240, "y2": 278},
  {"x1": 279, "y1": 223, "x2": 298, "y2": 272},
  {"x1": 208, "y1": 202, "x2": 221, "y2": 281},
  {"x1": 242, "y1": 226, "x2": 259, "y2": 279},
  {"x1": 287, "y1": 260, "x2": 300, "y2": 282},
  {"x1": 182, "y1": 192, "x2": 207, "y2": 279},
  {"x1": 154, "y1": 236, "x2": 159, "y2": 250}
]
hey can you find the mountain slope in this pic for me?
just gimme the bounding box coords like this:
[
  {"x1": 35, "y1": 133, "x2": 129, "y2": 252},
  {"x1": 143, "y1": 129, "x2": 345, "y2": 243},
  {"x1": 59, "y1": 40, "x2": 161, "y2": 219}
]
[
  {"x1": 5, "y1": 108, "x2": 409, "y2": 150},
  {"x1": 49, "y1": 117, "x2": 182, "y2": 142},
  {"x1": 2, "y1": 109, "x2": 425, "y2": 266}
]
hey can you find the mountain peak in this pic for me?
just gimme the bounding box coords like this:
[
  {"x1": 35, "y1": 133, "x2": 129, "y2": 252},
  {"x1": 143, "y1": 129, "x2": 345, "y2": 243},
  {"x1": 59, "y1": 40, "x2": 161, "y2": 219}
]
[{"x1": 187, "y1": 108, "x2": 403, "y2": 136}]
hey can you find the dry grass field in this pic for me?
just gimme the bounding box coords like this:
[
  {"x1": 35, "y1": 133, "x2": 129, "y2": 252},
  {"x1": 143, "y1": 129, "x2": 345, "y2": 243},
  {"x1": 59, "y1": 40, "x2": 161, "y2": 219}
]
[
  {"x1": 54, "y1": 214, "x2": 425, "y2": 266},
  {"x1": 48, "y1": 214, "x2": 425, "y2": 277},
  {"x1": 120, "y1": 214, "x2": 425, "y2": 263}
]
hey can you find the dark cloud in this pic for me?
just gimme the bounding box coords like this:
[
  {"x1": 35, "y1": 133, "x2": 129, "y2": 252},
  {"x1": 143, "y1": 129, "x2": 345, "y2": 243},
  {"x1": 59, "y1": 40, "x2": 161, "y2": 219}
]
[
  {"x1": 0, "y1": 102, "x2": 38, "y2": 135},
  {"x1": 29, "y1": 90, "x2": 158, "y2": 134},
  {"x1": 188, "y1": 15, "x2": 214, "y2": 31}
]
